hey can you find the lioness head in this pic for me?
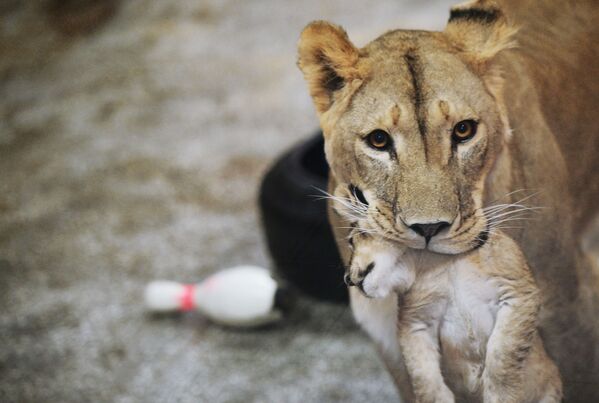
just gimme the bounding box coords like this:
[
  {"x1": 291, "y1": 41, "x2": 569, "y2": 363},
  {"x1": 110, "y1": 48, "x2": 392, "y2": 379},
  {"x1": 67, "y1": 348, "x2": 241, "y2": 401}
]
[{"x1": 298, "y1": 0, "x2": 517, "y2": 254}]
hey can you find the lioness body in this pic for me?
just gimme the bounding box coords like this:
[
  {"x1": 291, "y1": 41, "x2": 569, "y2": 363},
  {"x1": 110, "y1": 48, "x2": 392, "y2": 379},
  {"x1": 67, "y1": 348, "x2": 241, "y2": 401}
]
[
  {"x1": 298, "y1": 0, "x2": 599, "y2": 401},
  {"x1": 345, "y1": 228, "x2": 561, "y2": 402}
]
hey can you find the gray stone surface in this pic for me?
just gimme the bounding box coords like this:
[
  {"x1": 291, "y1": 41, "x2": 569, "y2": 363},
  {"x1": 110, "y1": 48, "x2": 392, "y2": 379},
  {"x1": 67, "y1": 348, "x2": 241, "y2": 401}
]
[{"x1": 18, "y1": 0, "x2": 599, "y2": 402}]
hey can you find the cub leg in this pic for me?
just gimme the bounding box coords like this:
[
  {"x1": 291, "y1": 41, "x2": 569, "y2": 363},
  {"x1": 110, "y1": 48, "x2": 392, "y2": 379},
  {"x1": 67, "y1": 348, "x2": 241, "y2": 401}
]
[{"x1": 397, "y1": 322, "x2": 454, "y2": 403}]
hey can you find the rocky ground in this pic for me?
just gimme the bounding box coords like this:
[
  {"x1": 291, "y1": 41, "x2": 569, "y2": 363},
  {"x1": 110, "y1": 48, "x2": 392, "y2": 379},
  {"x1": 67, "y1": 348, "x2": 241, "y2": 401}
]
[{"x1": 0, "y1": 1, "x2": 454, "y2": 402}]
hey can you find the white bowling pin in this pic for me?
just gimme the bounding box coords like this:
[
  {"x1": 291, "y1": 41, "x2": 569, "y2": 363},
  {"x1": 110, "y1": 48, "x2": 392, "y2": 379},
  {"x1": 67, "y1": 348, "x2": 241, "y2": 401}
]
[{"x1": 144, "y1": 266, "x2": 284, "y2": 327}]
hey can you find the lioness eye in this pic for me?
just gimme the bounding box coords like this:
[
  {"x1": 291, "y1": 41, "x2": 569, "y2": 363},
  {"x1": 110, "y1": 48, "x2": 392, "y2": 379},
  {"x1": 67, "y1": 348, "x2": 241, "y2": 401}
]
[
  {"x1": 452, "y1": 120, "x2": 478, "y2": 143},
  {"x1": 367, "y1": 129, "x2": 391, "y2": 150}
]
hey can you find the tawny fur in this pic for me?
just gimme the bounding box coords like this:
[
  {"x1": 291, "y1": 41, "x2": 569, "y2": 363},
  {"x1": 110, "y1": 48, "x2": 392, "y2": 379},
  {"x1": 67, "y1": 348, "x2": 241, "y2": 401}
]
[
  {"x1": 343, "y1": 222, "x2": 561, "y2": 403},
  {"x1": 297, "y1": 0, "x2": 599, "y2": 401}
]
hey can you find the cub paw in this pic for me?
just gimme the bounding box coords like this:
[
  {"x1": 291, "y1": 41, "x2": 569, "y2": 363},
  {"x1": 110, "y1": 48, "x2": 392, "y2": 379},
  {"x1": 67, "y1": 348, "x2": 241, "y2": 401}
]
[{"x1": 345, "y1": 233, "x2": 412, "y2": 298}]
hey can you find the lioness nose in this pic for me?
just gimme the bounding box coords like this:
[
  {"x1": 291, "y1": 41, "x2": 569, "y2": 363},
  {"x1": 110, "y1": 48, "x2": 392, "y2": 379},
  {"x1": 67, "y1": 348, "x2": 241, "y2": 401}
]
[{"x1": 409, "y1": 222, "x2": 450, "y2": 242}]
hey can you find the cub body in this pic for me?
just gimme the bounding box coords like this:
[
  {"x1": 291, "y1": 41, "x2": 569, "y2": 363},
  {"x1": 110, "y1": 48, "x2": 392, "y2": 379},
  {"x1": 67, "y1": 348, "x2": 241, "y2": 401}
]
[{"x1": 346, "y1": 227, "x2": 561, "y2": 402}]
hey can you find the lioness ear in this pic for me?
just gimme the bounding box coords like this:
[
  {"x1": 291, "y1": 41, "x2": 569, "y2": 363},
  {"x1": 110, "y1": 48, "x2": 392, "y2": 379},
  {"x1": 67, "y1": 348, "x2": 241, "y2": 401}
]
[
  {"x1": 444, "y1": 0, "x2": 517, "y2": 73},
  {"x1": 298, "y1": 21, "x2": 364, "y2": 115}
]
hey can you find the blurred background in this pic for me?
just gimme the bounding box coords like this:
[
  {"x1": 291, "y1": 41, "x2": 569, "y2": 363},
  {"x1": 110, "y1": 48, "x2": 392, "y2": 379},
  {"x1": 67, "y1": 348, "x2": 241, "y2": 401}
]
[{"x1": 1, "y1": 0, "x2": 550, "y2": 401}]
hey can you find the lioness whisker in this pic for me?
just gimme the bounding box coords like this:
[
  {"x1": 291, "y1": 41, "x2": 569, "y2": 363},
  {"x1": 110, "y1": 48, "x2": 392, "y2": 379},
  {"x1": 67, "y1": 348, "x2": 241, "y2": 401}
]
[
  {"x1": 314, "y1": 193, "x2": 367, "y2": 210},
  {"x1": 482, "y1": 191, "x2": 544, "y2": 214},
  {"x1": 483, "y1": 206, "x2": 544, "y2": 218},
  {"x1": 339, "y1": 225, "x2": 378, "y2": 235},
  {"x1": 482, "y1": 204, "x2": 544, "y2": 216},
  {"x1": 489, "y1": 188, "x2": 540, "y2": 204},
  {"x1": 482, "y1": 205, "x2": 543, "y2": 214},
  {"x1": 321, "y1": 195, "x2": 368, "y2": 218},
  {"x1": 489, "y1": 225, "x2": 524, "y2": 231},
  {"x1": 487, "y1": 212, "x2": 536, "y2": 222},
  {"x1": 486, "y1": 209, "x2": 538, "y2": 221},
  {"x1": 488, "y1": 219, "x2": 536, "y2": 230},
  {"x1": 483, "y1": 203, "x2": 542, "y2": 212}
]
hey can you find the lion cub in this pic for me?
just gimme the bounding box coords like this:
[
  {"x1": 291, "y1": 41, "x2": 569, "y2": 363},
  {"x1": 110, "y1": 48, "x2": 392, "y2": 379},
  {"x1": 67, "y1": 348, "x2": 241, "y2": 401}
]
[{"x1": 345, "y1": 229, "x2": 562, "y2": 403}]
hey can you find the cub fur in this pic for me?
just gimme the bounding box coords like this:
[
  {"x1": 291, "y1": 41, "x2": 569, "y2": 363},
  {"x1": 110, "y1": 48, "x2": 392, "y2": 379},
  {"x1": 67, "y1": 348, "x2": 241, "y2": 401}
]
[{"x1": 344, "y1": 217, "x2": 561, "y2": 402}]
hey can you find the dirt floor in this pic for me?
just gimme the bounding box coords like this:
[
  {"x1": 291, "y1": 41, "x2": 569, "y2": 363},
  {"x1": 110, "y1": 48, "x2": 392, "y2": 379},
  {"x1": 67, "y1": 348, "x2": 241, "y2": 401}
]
[{"x1": 0, "y1": 1, "x2": 457, "y2": 402}]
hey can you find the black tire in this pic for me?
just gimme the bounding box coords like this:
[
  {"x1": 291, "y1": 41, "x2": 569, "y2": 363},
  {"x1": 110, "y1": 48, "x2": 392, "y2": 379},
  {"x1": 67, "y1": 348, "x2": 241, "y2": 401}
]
[{"x1": 259, "y1": 133, "x2": 347, "y2": 303}]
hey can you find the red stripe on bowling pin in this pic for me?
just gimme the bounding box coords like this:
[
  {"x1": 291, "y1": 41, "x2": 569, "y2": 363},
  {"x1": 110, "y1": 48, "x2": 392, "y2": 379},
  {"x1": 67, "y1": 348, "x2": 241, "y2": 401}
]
[{"x1": 179, "y1": 284, "x2": 196, "y2": 311}]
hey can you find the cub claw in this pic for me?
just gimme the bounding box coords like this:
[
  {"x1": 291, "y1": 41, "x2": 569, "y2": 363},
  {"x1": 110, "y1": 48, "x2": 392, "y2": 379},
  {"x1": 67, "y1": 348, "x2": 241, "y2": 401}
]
[{"x1": 343, "y1": 272, "x2": 355, "y2": 287}]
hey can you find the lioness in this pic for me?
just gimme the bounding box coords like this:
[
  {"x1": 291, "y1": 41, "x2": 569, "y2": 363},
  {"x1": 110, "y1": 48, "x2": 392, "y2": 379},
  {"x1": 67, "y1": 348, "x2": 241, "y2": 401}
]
[{"x1": 297, "y1": 0, "x2": 599, "y2": 401}]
